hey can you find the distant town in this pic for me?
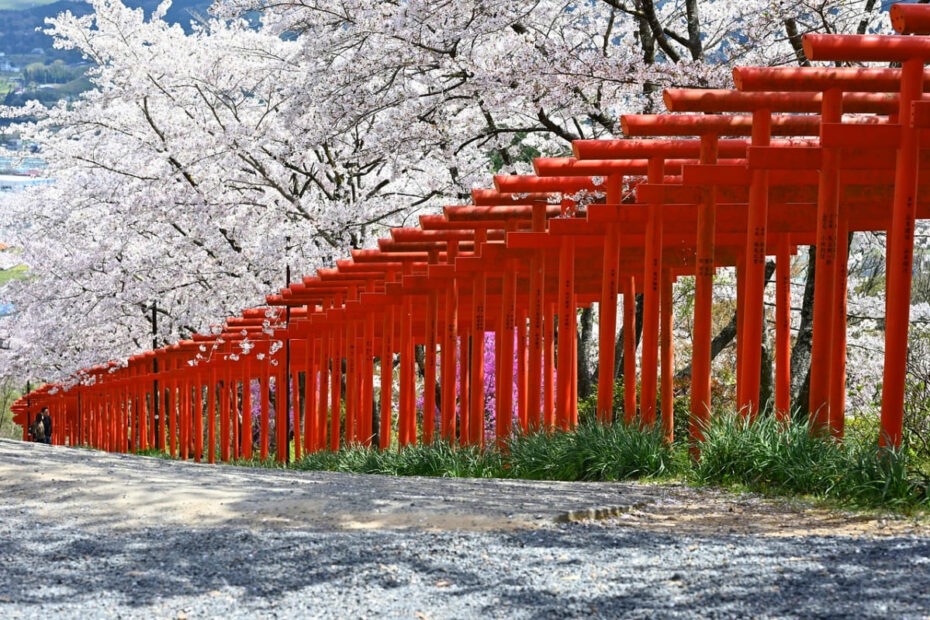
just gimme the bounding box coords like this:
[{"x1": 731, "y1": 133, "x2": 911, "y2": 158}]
[
  {"x1": 0, "y1": 150, "x2": 50, "y2": 192},
  {"x1": 0, "y1": 52, "x2": 92, "y2": 108}
]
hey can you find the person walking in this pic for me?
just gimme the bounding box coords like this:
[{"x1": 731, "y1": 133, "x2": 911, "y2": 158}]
[{"x1": 41, "y1": 408, "x2": 52, "y2": 445}]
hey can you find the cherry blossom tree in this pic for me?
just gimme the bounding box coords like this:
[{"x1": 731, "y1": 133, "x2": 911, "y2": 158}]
[{"x1": 0, "y1": 0, "x2": 901, "y2": 426}]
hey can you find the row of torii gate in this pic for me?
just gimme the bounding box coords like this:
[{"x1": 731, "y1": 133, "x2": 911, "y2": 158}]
[{"x1": 13, "y1": 5, "x2": 930, "y2": 462}]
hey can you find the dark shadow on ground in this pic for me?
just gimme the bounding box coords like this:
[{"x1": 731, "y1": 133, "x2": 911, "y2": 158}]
[{"x1": 0, "y1": 517, "x2": 928, "y2": 617}]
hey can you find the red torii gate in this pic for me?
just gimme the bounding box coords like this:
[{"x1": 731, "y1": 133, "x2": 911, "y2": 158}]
[{"x1": 15, "y1": 3, "x2": 930, "y2": 458}]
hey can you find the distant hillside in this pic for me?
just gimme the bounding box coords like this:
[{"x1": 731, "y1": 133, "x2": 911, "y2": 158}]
[
  {"x1": 0, "y1": 0, "x2": 60, "y2": 10},
  {"x1": 0, "y1": 0, "x2": 214, "y2": 58}
]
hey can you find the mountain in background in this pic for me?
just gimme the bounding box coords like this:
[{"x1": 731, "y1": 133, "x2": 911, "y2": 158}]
[
  {"x1": 0, "y1": 0, "x2": 214, "y2": 60},
  {"x1": 0, "y1": 0, "x2": 215, "y2": 117}
]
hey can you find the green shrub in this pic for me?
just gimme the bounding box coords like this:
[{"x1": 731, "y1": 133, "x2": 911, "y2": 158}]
[
  {"x1": 295, "y1": 447, "x2": 355, "y2": 472},
  {"x1": 494, "y1": 420, "x2": 680, "y2": 481},
  {"x1": 292, "y1": 422, "x2": 679, "y2": 483},
  {"x1": 833, "y1": 438, "x2": 925, "y2": 509},
  {"x1": 380, "y1": 441, "x2": 504, "y2": 478},
  {"x1": 576, "y1": 378, "x2": 625, "y2": 427},
  {"x1": 671, "y1": 395, "x2": 692, "y2": 444},
  {"x1": 132, "y1": 448, "x2": 173, "y2": 460},
  {"x1": 693, "y1": 412, "x2": 929, "y2": 509},
  {"x1": 294, "y1": 441, "x2": 504, "y2": 478},
  {"x1": 505, "y1": 428, "x2": 580, "y2": 480}
]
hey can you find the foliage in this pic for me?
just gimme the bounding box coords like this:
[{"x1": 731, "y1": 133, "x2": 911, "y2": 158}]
[
  {"x1": 2, "y1": 0, "x2": 928, "y2": 514},
  {"x1": 2, "y1": 75, "x2": 93, "y2": 107},
  {"x1": 904, "y1": 331, "x2": 930, "y2": 477},
  {"x1": 692, "y1": 413, "x2": 929, "y2": 510},
  {"x1": 293, "y1": 422, "x2": 679, "y2": 482},
  {"x1": 576, "y1": 378, "x2": 624, "y2": 427},
  {"x1": 577, "y1": 380, "x2": 691, "y2": 446},
  {"x1": 0, "y1": 375, "x2": 22, "y2": 439},
  {"x1": 672, "y1": 394, "x2": 693, "y2": 444},
  {"x1": 0, "y1": 263, "x2": 26, "y2": 286},
  {"x1": 21, "y1": 59, "x2": 77, "y2": 84},
  {"x1": 282, "y1": 412, "x2": 930, "y2": 511},
  {"x1": 505, "y1": 421, "x2": 682, "y2": 482},
  {"x1": 295, "y1": 441, "x2": 503, "y2": 478},
  {"x1": 131, "y1": 447, "x2": 173, "y2": 459}
]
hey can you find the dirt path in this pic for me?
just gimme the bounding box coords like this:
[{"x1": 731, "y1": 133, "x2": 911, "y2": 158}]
[
  {"x1": 2, "y1": 439, "x2": 665, "y2": 531},
  {"x1": 2, "y1": 439, "x2": 926, "y2": 536},
  {"x1": 3, "y1": 439, "x2": 930, "y2": 619}
]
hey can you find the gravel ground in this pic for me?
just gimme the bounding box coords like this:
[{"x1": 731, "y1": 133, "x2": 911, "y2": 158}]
[{"x1": 2, "y1": 440, "x2": 930, "y2": 619}]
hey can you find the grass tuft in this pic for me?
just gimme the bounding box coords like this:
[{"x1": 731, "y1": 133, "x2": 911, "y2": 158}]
[
  {"x1": 692, "y1": 413, "x2": 929, "y2": 510},
  {"x1": 506, "y1": 421, "x2": 681, "y2": 481},
  {"x1": 292, "y1": 421, "x2": 680, "y2": 482},
  {"x1": 294, "y1": 441, "x2": 503, "y2": 478}
]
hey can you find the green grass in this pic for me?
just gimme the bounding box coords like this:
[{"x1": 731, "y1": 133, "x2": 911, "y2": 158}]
[
  {"x1": 122, "y1": 411, "x2": 930, "y2": 513},
  {"x1": 295, "y1": 441, "x2": 503, "y2": 477},
  {"x1": 692, "y1": 413, "x2": 929, "y2": 511},
  {"x1": 287, "y1": 423, "x2": 682, "y2": 482},
  {"x1": 132, "y1": 448, "x2": 173, "y2": 459},
  {"x1": 0, "y1": 265, "x2": 28, "y2": 286},
  {"x1": 287, "y1": 416, "x2": 929, "y2": 512},
  {"x1": 506, "y1": 422, "x2": 682, "y2": 481}
]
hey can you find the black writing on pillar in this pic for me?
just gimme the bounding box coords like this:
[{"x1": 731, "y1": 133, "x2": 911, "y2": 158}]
[
  {"x1": 532, "y1": 277, "x2": 543, "y2": 349},
  {"x1": 562, "y1": 278, "x2": 572, "y2": 329},
  {"x1": 753, "y1": 226, "x2": 765, "y2": 265},
  {"x1": 819, "y1": 213, "x2": 836, "y2": 266},
  {"x1": 698, "y1": 256, "x2": 714, "y2": 278},
  {"x1": 780, "y1": 268, "x2": 790, "y2": 332},
  {"x1": 903, "y1": 196, "x2": 915, "y2": 276}
]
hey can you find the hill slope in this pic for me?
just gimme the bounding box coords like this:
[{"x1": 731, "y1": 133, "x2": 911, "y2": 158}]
[{"x1": 0, "y1": 0, "x2": 213, "y2": 57}]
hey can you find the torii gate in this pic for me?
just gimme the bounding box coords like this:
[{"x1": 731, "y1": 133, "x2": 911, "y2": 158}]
[{"x1": 17, "y1": 3, "x2": 930, "y2": 457}]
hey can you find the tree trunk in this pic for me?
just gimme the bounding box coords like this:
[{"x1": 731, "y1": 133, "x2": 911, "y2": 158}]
[
  {"x1": 783, "y1": 18, "x2": 811, "y2": 67},
  {"x1": 414, "y1": 344, "x2": 425, "y2": 378},
  {"x1": 615, "y1": 293, "x2": 645, "y2": 381},
  {"x1": 676, "y1": 260, "x2": 776, "y2": 381},
  {"x1": 790, "y1": 245, "x2": 817, "y2": 416},
  {"x1": 632, "y1": 0, "x2": 658, "y2": 112},
  {"x1": 684, "y1": 0, "x2": 703, "y2": 60},
  {"x1": 577, "y1": 306, "x2": 595, "y2": 399},
  {"x1": 759, "y1": 341, "x2": 774, "y2": 411}
]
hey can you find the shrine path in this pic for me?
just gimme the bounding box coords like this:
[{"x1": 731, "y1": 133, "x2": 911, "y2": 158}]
[{"x1": 1, "y1": 439, "x2": 929, "y2": 618}]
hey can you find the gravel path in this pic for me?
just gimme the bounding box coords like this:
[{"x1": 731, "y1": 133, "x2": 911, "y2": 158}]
[{"x1": 2, "y1": 439, "x2": 929, "y2": 618}]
